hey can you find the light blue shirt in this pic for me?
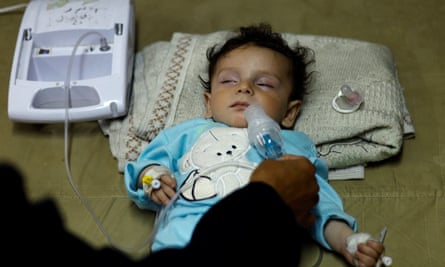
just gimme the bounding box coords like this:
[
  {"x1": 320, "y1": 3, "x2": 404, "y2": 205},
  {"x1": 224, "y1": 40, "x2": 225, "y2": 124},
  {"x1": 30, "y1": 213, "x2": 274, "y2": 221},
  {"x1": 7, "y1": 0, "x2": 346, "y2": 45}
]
[{"x1": 124, "y1": 118, "x2": 357, "y2": 251}]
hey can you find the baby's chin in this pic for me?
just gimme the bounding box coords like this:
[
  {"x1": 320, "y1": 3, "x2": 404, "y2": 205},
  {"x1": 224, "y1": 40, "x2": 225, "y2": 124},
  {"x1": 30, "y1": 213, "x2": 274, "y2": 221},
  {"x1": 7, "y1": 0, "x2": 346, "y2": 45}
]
[{"x1": 224, "y1": 118, "x2": 248, "y2": 128}]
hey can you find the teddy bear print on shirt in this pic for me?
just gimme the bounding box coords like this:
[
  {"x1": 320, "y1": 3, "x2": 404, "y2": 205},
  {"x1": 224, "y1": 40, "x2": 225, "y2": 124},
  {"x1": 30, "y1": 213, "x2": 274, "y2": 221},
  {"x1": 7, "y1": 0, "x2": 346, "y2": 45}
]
[{"x1": 180, "y1": 127, "x2": 256, "y2": 201}]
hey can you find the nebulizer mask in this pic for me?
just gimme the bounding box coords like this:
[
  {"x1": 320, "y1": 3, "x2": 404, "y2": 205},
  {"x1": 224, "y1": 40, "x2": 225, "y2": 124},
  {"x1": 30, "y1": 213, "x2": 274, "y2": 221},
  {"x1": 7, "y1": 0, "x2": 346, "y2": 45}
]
[{"x1": 244, "y1": 103, "x2": 284, "y2": 159}]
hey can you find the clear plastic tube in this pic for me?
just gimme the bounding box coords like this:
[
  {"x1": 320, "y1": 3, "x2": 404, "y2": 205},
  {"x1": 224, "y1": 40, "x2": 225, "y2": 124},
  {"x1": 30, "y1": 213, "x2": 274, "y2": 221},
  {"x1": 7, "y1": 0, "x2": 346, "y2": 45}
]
[
  {"x1": 151, "y1": 161, "x2": 256, "y2": 245},
  {"x1": 62, "y1": 32, "x2": 148, "y2": 253}
]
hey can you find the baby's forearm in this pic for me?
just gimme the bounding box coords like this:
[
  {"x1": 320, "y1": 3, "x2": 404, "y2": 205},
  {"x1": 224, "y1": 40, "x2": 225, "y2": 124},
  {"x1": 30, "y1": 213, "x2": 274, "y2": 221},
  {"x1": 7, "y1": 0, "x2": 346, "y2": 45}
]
[{"x1": 324, "y1": 219, "x2": 355, "y2": 255}]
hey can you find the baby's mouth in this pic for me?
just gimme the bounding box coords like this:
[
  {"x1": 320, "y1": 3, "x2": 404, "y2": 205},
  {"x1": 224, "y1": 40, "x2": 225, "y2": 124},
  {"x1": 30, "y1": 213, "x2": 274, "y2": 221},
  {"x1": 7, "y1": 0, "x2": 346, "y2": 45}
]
[{"x1": 230, "y1": 102, "x2": 250, "y2": 110}]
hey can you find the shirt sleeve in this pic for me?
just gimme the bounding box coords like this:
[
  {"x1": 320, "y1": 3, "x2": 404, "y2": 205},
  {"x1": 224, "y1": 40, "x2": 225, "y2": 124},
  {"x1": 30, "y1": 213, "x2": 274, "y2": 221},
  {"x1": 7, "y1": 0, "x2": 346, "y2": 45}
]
[
  {"x1": 124, "y1": 130, "x2": 174, "y2": 211},
  {"x1": 308, "y1": 156, "x2": 358, "y2": 250},
  {"x1": 123, "y1": 118, "x2": 210, "y2": 211},
  {"x1": 281, "y1": 130, "x2": 357, "y2": 250}
]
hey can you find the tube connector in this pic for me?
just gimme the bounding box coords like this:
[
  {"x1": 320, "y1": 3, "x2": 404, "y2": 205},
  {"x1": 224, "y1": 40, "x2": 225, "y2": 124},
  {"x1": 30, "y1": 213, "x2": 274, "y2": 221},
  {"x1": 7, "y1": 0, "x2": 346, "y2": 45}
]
[{"x1": 99, "y1": 37, "x2": 110, "y2": 51}]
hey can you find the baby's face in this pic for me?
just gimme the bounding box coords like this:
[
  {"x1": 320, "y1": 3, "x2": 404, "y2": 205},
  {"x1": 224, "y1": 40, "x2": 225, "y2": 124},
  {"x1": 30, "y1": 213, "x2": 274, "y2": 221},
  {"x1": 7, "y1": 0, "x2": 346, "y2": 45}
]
[{"x1": 204, "y1": 44, "x2": 299, "y2": 128}]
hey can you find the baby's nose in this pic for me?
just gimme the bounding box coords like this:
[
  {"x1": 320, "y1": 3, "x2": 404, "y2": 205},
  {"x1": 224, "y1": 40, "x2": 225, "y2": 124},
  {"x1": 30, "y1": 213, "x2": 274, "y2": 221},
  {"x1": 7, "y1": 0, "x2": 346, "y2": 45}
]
[{"x1": 237, "y1": 81, "x2": 253, "y2": 94}]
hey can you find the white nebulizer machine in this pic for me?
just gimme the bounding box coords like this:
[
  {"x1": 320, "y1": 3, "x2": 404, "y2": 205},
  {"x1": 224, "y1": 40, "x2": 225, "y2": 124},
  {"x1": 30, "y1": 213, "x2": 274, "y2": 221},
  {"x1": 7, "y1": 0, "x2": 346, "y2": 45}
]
[
  {"x1": 245, "y1": 103, "x2": 284, "y2": 159},
  {"x1": 8, "y1": 0, "x2": 135, "y2": 123}
]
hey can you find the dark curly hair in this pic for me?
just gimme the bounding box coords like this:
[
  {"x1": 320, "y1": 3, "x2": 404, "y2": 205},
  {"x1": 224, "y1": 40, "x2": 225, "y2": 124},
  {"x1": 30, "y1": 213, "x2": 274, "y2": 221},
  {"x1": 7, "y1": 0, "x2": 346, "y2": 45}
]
[{"x1": 200, "y1": 23, "x2": 315, "y2": 102}]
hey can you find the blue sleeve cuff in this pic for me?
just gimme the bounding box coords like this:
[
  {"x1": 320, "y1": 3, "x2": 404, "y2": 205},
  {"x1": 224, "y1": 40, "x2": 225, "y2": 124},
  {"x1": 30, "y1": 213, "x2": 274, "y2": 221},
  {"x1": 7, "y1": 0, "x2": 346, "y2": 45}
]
[{"x1": 124, "y1": 160, "x2": 161, "y2": 211}]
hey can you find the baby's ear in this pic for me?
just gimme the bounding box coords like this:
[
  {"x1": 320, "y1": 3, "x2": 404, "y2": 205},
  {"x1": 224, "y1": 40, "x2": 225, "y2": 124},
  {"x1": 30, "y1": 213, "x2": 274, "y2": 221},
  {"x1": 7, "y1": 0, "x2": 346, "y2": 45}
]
[
  {"x1": 281, "y1": 100, "x2": 301, "y2": 129},
  {"x1": 203, "y1": 92, "x2": 212, "y2": 118}
]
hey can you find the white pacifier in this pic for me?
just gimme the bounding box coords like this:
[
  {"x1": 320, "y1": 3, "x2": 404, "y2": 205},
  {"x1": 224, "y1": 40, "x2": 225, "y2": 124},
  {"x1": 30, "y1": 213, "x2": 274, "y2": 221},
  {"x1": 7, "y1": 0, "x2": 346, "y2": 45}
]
[{"x1": 332, "y1": 84, "x2": 364, "y2": 113}]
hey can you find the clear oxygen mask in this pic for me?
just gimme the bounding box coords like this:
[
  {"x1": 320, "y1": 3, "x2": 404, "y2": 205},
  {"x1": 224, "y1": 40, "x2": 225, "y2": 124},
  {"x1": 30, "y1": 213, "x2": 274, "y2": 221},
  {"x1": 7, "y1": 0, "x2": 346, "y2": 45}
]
[{"x1": 244, "y1": 103, "x2": 284, "y2": 159}]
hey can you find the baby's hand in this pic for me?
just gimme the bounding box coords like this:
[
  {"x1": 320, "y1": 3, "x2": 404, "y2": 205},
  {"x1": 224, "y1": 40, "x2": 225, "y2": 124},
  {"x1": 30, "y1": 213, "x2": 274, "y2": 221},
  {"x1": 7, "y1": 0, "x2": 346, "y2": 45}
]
[
  {"x1": 140, "y1": 165, "x2": 177, "y2": 205},
  {"x1": 345, "y1": 233, "x2": 385, "y2": 267},
  {"x1": 147, "y1": 174, "x2": 176, "y2": 205}
]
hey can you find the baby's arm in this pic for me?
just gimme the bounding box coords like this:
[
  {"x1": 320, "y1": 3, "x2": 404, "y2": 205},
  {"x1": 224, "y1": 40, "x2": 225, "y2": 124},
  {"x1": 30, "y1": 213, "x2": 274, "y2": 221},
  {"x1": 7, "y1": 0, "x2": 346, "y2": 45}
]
[
  {"x1": 138, "y1": 165, "x2": 177, "y2": 205},
  {"x1": 324, "y1": 220, "x2": 385, "y2": 267}
]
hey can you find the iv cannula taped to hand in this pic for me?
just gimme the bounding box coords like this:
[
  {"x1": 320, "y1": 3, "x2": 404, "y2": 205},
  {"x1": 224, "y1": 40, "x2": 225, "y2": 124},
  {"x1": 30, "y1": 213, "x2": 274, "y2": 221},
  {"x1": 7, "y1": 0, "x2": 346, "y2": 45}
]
[{"x1": 245, "y1": 103, "x2": 284, "y2": 159}]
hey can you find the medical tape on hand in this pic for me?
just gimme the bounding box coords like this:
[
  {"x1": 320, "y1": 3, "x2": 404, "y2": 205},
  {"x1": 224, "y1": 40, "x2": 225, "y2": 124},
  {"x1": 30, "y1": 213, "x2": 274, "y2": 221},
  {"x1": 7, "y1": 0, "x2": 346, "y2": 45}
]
[
  {"x1": 346, "y1": 233, "x2": 373, "y2": 254},
  {"x1": 346, "y1": 231, "x2": 392, "y2": 267},
  {"x1": 142, "y1": 165, "x2": 171, "y2": 193}
]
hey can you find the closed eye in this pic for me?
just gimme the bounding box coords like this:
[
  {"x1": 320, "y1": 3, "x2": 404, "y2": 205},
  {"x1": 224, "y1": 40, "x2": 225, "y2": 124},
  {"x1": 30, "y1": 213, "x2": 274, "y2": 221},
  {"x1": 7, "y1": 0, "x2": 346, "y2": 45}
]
[
  {"x1": 221, "y1": 79, "x2": 237, "y2": 85},
  {"x1": 257, "y1": 82, "x2": 274, "y2": 88},
  {"x1": 217, "y1": 70, "x2": 240, "y2": 86},
  {"x1": 256, "y1": 76, "x2": 278, "y2": 90}
]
